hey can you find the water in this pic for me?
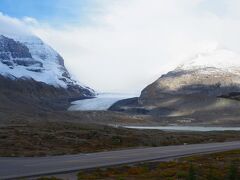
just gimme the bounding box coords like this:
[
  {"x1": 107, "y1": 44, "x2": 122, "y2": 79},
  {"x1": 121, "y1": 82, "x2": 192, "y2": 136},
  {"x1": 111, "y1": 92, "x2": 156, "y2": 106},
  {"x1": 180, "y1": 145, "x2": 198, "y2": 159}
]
[
  {"x1": 124, "y1": 126, "x2": 240, "y2": 132},
  {"x1": 68, "y1": 93, "x2": 136, "y2": 111}
]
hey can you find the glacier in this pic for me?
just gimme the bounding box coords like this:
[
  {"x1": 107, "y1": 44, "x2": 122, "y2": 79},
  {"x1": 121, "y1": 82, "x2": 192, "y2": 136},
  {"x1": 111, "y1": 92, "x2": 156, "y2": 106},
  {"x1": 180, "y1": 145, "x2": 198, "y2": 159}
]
[{"x1": 68, "y1": 93, "x2": 137, "y2": 111}]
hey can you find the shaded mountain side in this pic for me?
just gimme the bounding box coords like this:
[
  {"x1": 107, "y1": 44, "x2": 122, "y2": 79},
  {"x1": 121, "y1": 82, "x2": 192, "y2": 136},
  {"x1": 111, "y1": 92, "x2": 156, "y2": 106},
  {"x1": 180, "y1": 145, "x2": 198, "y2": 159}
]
[
  {"x1": 111, "y1": 84, "x2": 240, "y2": 112},
  {"x1": 109, "y1": 97, "x2": 150, "y2": 114},
  {"x1": 110, "y1": 49, "x2": 240, "y2": 125},
  {"x1": 139, "y1": 68, "x2": 240, "y2": 105},
  {"x1": 0, "y1": 34, "x2": 96, "y2": 117},
  {"x1": 109, "y1": 83, "x2": 240, "y2": 125},
  {"x1": 220, "y1": 92, "x2": 240, "y2": 101},
  {"x1": 140, "y1": 83, "x2": 240, "y2": 106},
  {"x1": 0, "y1": 75, "x2": 93, "y2": 116}
]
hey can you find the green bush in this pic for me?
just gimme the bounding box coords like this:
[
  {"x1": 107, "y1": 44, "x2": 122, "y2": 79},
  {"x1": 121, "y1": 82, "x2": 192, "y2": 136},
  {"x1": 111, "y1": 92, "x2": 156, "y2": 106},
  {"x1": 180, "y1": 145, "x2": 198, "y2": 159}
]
[
  {"x1": 37, "y1": 177, "x2": 62, "y2": 180},
  {"x1": 227, "y1": 162, "x2": 238, "y2": 180},
  {"x1": 177, "y1": 171, "x2": 187, "y2": 179},
  {"x1": 187, "y1": 164, "x2": 197, "y2": 180}
]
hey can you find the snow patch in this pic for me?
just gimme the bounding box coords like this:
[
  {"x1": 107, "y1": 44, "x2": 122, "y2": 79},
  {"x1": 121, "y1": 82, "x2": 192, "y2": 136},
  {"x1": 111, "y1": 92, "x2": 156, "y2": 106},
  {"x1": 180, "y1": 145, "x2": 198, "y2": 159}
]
[{"x1": 177, "y1": 48, "x2": 240, "y2": 72}]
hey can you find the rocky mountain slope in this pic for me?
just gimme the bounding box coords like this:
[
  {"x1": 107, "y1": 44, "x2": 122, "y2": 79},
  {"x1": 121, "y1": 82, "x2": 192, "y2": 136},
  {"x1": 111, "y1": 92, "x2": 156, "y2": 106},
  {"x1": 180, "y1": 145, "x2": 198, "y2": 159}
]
[
  {"x1": 141, "y1": 49, "x2": 240, "y2": 103},
  {"x1": 140, "y1": 48, "x2": 240, "y2": 104},
  {"x1": 0, "y1": 34, "x2": 95, "y2": 114},
  {"x1": 110, "y1": 48, "x2": 240, "y2": 125}
]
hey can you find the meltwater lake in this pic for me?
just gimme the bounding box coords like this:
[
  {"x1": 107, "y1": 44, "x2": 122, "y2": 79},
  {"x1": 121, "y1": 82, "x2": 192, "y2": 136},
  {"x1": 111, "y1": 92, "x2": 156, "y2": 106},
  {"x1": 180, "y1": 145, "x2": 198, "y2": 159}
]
[
  {"x1": 124, "y1": 126, "x2": 240, "y2": 132},
  {"x1": 68, "y1": 93, "x2": 240, "y2": 132}
]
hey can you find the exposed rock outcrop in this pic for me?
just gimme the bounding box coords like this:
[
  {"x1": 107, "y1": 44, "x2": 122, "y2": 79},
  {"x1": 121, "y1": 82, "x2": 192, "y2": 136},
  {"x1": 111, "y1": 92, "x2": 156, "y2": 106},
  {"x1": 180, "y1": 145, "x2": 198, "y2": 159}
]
[{"x1": 0, "y1": 34, "x2": 95, "y2": 114}]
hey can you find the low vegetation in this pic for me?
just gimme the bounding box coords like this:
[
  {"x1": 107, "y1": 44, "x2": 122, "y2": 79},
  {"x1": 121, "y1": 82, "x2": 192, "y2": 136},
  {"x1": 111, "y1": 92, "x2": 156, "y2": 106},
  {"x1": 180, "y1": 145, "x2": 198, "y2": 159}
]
[
  {"x1": 38, "y1": 150, "x2": 240, "y2": 180},
  {"x1": 76, "y1": 149, "x2": 240, "y2": 180},
  {"x1": 1, "y1": 120, "x2": 240, "y2": 157}
]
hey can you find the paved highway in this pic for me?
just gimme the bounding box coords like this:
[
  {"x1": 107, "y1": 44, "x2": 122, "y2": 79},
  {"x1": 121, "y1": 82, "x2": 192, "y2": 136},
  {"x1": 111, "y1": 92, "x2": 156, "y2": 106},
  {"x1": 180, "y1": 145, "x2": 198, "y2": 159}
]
[{"x1": 1, "y1": 141, "x2": 240, "y2": 179}]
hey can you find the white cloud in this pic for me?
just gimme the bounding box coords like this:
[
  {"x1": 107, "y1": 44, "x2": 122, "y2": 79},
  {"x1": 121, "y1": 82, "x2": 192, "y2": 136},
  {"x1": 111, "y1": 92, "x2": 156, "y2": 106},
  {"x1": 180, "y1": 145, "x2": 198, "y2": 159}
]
[
  {"x1": 0, "y1": 12, "x2": 32, "y2": 36},
  {"x1": 1, "y1": 0, "x2": 240, "y2": 93},
  {"x1": 22, "y1": 16, "x2": 39, "y2": 26}
]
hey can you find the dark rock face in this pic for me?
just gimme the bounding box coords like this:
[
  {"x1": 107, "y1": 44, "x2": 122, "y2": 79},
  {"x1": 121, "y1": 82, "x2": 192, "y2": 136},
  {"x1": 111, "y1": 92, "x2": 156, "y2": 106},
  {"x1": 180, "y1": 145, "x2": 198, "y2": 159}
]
[
  {"x1": 14, "y1": 59, "x2": 43, "y2": 67},
  {"x1": 139, "y1": 68, "x2": 240, "y2": 106},
  {"x1": 0, "y1": 35, "x2": 42, "y2": 69},
  {"x1": 0, "y1": 35, "x2": 32, "y2": 58},
  {"x1": 0, "y1": 75, "x2": 92, "y2": 112},
  {"x1": 57, "y1": 54, "x2": 65, "y2": 66},
  {"x1": 0, "y1": 35, "x2": 95, "y2": 113},
  {"x1": 111, "y1": 68, "x2": 240, "y2": 125},
  {"x1": 109, "y1": 97, "x2": 150, "y2": 114},
  {"x1": 0, "y1": 35, "x2": 93, "y2": 92}
]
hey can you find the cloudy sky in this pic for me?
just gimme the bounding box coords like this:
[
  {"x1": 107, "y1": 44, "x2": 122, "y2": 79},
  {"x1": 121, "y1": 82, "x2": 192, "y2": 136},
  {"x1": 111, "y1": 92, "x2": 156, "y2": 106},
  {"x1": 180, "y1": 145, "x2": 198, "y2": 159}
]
[{"x1": 0, "y1": 0, "x2": 240, "y2": 93}]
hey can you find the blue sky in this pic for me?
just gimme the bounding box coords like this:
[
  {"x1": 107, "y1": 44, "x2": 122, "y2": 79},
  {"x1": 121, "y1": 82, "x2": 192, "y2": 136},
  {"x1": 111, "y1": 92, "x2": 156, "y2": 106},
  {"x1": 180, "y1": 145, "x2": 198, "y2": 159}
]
[
  {"x1": 0, "y1": 0, "x2": 229, "y2": 26},
  {"x1": 0, "y1": 0, "x2": 229, "y2": 27},
  {"x1": 0, "y1": 0, "x2": 95, "y2": 25}
]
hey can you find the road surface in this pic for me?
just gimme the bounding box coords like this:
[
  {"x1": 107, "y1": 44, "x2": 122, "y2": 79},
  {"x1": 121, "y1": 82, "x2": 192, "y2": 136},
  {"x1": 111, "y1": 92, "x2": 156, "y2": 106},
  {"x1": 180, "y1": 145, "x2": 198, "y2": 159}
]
[{"x1": 1, "y1": 141, "x2": 240, "y2": 179}]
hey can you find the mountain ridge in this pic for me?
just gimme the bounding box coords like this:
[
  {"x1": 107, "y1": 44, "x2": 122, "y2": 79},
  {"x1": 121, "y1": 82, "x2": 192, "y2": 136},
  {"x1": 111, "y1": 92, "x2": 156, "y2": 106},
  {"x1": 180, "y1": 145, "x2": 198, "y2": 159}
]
[
  {"x1": 0, "y1": 34, "x2": 95, "y2": 115},
  {"x1": 140, "y1": 48, "x2": 240, "y2": 102},
  {"x1": 0, "y1": 34, "x2": 94, "y2": 94},
  {"x1": 110, "y1": 48, "x2": 240, "y2": 125}
]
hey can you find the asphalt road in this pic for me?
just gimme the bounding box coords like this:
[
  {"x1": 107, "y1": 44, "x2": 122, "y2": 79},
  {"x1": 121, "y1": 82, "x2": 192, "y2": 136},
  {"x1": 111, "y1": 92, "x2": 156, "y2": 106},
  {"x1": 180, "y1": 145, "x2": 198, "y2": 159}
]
[{"x1": 1, "y1": 141, "x2": 240, "y2": 179}]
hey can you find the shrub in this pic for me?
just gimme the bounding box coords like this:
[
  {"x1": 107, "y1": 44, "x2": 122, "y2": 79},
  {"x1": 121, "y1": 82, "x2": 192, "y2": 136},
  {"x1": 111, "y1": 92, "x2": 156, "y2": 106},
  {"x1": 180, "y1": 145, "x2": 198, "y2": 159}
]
[
  {"x1": 227, "y1": 162, "x2": 238, "y2": 180},
  {"x1": 187, "y1": 164, "x2": 197, "y2": 180},
  {"x1": 177, "y1": 171, "x2": 187, "y2": 179}
]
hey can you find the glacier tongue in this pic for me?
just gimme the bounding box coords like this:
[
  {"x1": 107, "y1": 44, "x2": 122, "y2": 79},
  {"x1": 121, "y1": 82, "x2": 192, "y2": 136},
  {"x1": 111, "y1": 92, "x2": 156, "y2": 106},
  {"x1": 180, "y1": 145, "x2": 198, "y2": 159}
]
[{"x1": 69, "y1": 93, "x2": 136, "y2": 111}]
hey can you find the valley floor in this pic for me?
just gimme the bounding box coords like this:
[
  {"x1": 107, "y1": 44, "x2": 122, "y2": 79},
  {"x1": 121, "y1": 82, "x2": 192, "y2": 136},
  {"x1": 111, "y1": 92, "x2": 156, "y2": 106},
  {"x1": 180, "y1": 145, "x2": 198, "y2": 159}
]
[
  {"x1": 1, "y1": 117, "x2": 240, "y2": 157},
  {"x1": 1, "y1": 93, "x2": 240, "y2": 157}
]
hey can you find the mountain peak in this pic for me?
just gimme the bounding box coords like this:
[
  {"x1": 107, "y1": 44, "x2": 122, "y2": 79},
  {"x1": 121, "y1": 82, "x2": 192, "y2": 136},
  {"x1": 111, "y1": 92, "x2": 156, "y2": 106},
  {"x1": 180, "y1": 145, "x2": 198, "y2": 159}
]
[
  {"x1": 176, "y1": 48, "x2": 240, "y2": 72},
  {"x1": 0, "y1": 34, "x2": 92, "y2": 93},
  {"x1": 139, "y1": 48, "x2": 240, "y2": 104}
]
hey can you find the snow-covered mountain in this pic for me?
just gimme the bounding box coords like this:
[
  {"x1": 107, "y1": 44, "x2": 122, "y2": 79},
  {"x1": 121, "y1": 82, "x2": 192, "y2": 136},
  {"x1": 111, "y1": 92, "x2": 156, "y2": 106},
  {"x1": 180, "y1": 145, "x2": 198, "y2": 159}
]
[
  {"x1": 0, "y1": 34, "x2": 94, "y2": 97},
  {"x1": 141, "y1": 48, "x2": 240, "y2": 101},
  {"x1": 177, "y1": 48, "x2": 240, "y2": 72},
  {"x1": 111, "y1": 48, "x2": 240, "y2": 124}
]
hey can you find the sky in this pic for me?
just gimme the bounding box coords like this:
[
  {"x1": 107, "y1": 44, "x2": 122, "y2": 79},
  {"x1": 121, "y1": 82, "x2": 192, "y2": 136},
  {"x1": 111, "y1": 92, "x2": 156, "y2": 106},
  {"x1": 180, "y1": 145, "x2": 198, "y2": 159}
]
[{"x1": 0, "y1": 0, "x2": 240, "y2": 93}]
